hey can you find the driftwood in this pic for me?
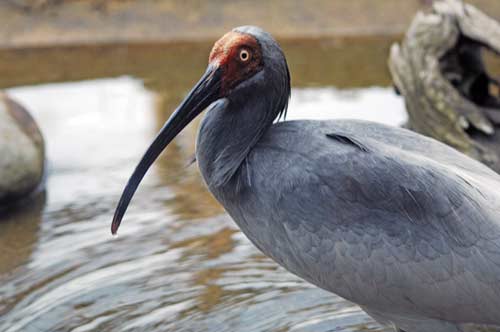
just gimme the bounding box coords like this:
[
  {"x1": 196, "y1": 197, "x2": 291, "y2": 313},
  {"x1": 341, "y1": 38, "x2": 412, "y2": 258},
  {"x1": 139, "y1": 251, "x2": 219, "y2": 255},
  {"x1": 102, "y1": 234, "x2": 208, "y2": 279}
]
[{"x1": 389, "y1": 0, "x2": 500, "y2": 171}]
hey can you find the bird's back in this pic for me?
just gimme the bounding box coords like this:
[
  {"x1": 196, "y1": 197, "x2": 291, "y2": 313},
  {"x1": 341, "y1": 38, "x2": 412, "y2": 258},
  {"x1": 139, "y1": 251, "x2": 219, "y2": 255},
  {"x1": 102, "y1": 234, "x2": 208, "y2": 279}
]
[{"x1": 218, "y1": 119, "x2": 500, "y2": 332}]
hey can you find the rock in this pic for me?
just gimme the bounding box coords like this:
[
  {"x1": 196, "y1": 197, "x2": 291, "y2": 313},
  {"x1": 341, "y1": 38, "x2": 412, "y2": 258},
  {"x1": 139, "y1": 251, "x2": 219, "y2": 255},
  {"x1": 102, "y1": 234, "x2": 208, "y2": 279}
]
[
  {"x1": 389, "y1": 0, "x2": 500, "y2": 172},
  {"x1": 0, "y1": 93, "x2": 45, "y2": 204}
]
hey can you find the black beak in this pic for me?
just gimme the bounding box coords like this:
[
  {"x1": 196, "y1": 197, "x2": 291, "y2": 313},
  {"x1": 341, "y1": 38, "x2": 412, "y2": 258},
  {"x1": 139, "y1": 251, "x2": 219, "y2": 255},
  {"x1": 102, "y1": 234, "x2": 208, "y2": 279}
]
[{"x1": 111, "y1": 64, "x2": 222, "y2": 234}]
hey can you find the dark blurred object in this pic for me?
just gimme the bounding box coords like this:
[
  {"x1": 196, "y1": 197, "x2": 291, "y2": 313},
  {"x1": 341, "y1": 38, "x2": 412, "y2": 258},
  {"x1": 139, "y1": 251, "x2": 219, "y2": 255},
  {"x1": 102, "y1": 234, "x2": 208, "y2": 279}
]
[
  {"x1": 0, "y1": 93, "x2": 45, "y2": 206},
  {"x1": 5, "y1": 0, "x2": 61, "y2": 11},
  {"x1": 390, "y1": 0, "x2": 500, "y2": 172},
  {"x1": 5, "y1": 0, "x2": 110, "y2": 12}
]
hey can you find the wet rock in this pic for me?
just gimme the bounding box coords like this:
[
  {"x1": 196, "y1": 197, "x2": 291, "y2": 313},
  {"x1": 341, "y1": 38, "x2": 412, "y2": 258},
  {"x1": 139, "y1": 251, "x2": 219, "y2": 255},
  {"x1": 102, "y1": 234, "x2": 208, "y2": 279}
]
[{"x1": 0, "y1": 93, "x2": 45, "y2": 204}]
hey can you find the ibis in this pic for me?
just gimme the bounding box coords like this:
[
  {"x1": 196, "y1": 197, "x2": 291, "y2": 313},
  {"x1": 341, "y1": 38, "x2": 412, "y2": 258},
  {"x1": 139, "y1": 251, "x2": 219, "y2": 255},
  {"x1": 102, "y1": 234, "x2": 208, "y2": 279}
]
[{"x1": 112, "y1": 26, "x2": 500, "y2": 332}]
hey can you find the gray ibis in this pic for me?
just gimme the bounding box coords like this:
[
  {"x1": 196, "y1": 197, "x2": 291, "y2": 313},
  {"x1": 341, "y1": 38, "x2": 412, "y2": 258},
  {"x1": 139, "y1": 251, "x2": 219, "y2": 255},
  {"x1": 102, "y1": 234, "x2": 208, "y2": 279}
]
[{"x1": 111, "y1": 26, "x2": 500, "y2": 332}]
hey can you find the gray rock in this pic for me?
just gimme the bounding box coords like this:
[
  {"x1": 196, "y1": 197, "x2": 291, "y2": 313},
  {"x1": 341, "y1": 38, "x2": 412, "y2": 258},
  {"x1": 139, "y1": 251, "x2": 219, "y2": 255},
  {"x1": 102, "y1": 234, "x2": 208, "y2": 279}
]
[{"x1": 0, "y1": 93, "x2": 45, "y2": 204}]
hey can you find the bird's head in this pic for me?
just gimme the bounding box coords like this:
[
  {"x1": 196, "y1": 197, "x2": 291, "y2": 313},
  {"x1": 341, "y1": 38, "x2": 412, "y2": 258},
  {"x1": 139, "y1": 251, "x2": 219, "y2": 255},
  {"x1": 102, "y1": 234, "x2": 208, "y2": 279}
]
[
  {"x1": 111, "y1": 26, "x2": 290, "y2": 234},
  {"x1": 206, "y1": 26, "x2": 290, "y2": 101}
]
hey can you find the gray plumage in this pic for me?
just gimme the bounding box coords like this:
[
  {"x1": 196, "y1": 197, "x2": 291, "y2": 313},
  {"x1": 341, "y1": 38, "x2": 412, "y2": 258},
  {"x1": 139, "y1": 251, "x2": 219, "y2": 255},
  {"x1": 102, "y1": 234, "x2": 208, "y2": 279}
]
[{"x1": 113, "y1": 26, "x2": 500, "y2": 332}]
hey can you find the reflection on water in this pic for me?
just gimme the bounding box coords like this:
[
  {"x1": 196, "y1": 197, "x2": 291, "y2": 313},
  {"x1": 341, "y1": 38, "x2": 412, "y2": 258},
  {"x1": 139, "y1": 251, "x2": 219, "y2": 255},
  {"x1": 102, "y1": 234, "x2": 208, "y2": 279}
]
[
  {"x1": 0, "y1": 38, "x2": 404, "y2": 332},
  {"x1": 0, "y1": 36, "x2": 397, "y2": 91},
  {"x1": 0, "y1": 194, "x2": 45, "y2": 276}
]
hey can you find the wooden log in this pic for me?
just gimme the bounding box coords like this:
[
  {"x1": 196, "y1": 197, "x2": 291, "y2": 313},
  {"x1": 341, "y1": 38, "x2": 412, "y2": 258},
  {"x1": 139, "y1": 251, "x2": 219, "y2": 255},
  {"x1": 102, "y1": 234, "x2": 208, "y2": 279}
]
[{"x1": 389, "y1": 0, "x2": 500, "y2": 171}]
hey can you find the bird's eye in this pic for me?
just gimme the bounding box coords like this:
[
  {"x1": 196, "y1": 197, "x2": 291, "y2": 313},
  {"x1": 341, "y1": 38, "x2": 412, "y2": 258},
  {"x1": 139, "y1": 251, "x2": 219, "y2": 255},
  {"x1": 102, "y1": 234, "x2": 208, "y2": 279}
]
[{"x1": 239, "y1": 49, "x2": 251, "y2": 62}]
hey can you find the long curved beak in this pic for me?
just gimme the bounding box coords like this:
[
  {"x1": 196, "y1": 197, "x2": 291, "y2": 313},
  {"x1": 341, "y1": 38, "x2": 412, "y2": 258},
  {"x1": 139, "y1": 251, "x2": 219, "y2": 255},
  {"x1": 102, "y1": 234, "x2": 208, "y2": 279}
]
[{"x1": 111, "y1": 64, "x2": 222, "y2": 234}]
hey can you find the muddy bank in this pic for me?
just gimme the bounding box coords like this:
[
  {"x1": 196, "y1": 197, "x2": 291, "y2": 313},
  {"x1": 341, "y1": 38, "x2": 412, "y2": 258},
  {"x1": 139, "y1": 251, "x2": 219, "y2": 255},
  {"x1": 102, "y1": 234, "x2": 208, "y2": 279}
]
[{"x1": 2, "y1": 0, "x2": 500, "y2": 49}]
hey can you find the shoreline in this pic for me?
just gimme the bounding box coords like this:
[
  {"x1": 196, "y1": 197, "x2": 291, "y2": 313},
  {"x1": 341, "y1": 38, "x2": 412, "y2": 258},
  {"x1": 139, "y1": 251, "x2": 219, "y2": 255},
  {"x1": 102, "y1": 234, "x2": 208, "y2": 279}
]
[{"x1": 3, "y1": 0, "x2": 499, "y2": 49}]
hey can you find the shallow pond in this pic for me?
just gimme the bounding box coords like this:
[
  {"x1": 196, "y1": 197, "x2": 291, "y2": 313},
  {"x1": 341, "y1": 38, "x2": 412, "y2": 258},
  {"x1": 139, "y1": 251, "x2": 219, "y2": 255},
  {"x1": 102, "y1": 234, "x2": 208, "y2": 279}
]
[{"x1": 0, "y1": 37, "x2": 406, "y2": 332}]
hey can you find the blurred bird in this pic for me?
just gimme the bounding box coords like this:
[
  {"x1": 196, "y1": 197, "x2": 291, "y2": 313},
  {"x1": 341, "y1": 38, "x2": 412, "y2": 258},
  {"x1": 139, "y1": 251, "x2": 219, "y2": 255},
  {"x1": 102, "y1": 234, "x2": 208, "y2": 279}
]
[{"x1": 112, "y1": 26, "x2": 500, "y2": 332}]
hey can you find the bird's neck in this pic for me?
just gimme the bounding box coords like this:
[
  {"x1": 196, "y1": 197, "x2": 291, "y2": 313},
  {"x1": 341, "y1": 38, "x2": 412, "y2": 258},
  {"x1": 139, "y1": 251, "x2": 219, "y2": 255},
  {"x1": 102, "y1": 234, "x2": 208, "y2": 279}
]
[{"x1": 196, "y1": 92, "x2": 277, "y2": 191}]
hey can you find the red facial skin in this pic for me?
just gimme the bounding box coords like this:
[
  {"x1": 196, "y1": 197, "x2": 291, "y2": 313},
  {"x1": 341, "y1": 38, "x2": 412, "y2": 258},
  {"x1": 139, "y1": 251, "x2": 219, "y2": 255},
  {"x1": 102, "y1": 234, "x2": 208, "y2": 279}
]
[{"x1": 209, "y1": 31, "x2": 263, "y2": 95}]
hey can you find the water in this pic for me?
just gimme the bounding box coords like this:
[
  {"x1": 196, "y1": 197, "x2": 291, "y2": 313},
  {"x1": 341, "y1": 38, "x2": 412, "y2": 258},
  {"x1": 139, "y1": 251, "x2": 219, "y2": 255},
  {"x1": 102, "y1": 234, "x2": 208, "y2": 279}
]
[{"x1": 0, "y1": 38, "x2": 405, "y2": 332}]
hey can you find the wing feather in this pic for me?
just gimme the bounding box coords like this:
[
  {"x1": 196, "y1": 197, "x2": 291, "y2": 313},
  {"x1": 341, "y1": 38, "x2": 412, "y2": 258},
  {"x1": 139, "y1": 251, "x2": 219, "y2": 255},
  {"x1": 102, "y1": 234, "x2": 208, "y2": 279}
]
[{"x1": 253, "y1": 121, "x2": 500, "y2": 324}]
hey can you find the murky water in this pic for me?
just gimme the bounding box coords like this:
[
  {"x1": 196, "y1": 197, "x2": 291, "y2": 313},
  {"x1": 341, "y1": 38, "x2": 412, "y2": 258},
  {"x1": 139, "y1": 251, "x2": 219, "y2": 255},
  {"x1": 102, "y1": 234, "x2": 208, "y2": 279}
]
[{"x1": 0, "y1": 38, "x2": 406, "y2": 332}]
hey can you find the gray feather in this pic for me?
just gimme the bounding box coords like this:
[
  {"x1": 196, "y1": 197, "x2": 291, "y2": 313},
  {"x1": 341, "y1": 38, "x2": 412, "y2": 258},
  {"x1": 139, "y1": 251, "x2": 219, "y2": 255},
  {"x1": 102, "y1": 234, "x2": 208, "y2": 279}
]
[{"x1": 214, "y1": 120, "x2": 500, "y2": 330}]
